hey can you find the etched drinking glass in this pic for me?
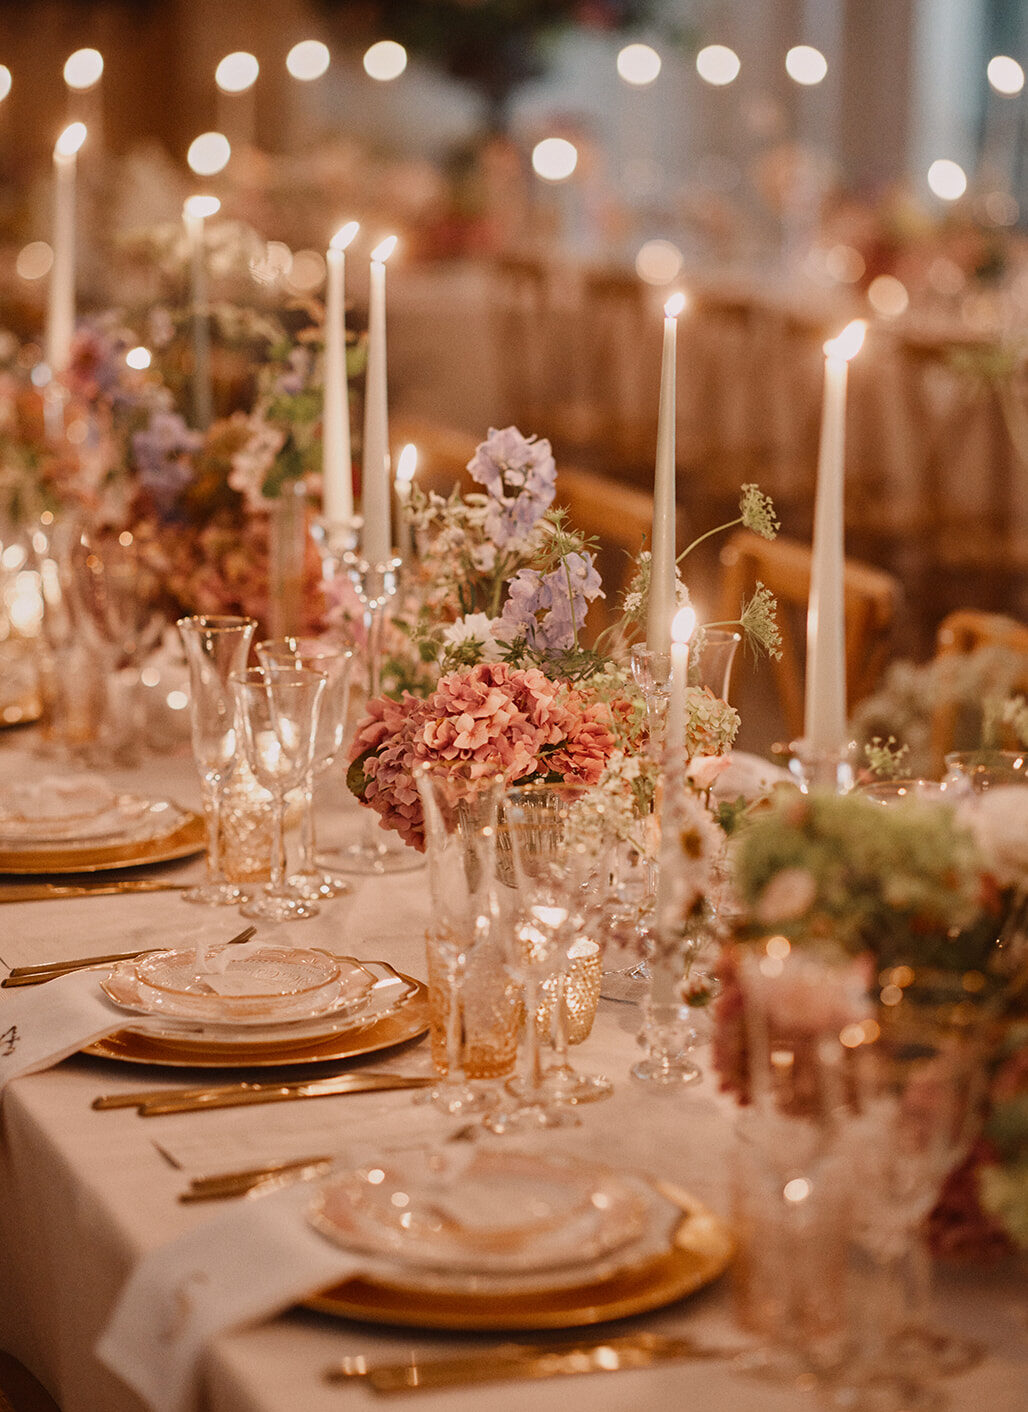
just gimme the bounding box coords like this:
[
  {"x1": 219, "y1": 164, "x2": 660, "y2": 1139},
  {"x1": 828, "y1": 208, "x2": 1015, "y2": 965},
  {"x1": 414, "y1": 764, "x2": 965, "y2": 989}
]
[
  {"x1": 256, "y1": 636, "x2": 355, "y2": 900},
  {"x1": 231, "y1": 665, "x2": 326, "y2": 922},
  {"x1": 177, "y1": 615, "x2": 257, "y2": 905}
]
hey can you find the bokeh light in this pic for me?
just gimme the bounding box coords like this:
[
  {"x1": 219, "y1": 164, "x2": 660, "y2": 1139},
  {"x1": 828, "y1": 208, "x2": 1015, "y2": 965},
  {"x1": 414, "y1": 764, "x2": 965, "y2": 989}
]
[
  {"x1": 55, "y1": 122, "x2": 87, "y2": 157},
  {"x1": 363, "y1": 40, "x2": 407, "y2": 82},
  {"x1": 867, "y1": 275, "x2": 909, "y2": 318},
  {"x1": 183, "y1": 194, "x2": 221, "y2": 220},
  {"x1": 63, "y1": 48, "x2": 104, "y2": 91},
  {"x1": 696, "y1": 45, "x2": 741, "y2": 87},
  {"x1": 786, "y1": 45, "x2": 828, "y2": 85},
  {"x1": 216, "y1": 52, "x2": 259, "y2": 94},
  {"x1": 927, "y1": 158, "x2": 967, "y2": 201},
  {"x1": 987, "y1": 55, "x2": 1025, "y2": 96},
  {"x1": 0, "y1": 66, "x2": 12, "y2": 102},
  {"x1": 635, "y1": 239, "x2": 684, "y2": 285},
  {"x1": 187, "y1": 131, "x2": 231, "y2": 176},
  {"x1": 15, "y1": 242, "x2": 53, "y2": 281},
  {"x1": 825, "y1": 244, "x2": 866, "y2": 284},
  {"x1": 125, "y1": 346, "x2": 151, "y2": 370},
  {"x1": 617, "y1": 44, "x2": 661, "y2": 87},
  {"x1": 285, "y1": 249, "x2": 327, "y2": 294},
  {"x1": 531, "y1": 137, "x2": 578, "y2": 182},
  {"x1": 286, "y1": 40, "x2": 330, "y2": 82}
]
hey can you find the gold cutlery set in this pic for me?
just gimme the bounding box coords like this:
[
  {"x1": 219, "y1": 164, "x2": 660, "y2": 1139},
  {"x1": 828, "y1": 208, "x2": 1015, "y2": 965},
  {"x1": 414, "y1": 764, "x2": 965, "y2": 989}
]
[
  {"x1": 327, "y1": 1332, "x2": 730, "y2": 1392},
  {"x1": 2, "y1": 924, "x2": 258, "y2": 987},
  {"x1": 93, "y1": 1070, "x2": 433, "y2": 1117},
  {"x1": 0, "y1": 878, "x2": 190, "y2": 903}
]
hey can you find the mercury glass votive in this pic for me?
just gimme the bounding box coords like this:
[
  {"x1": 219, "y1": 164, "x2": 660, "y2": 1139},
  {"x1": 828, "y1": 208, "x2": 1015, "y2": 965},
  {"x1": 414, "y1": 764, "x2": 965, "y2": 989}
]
[{"x1": 529, "y1": 938, "x2": 603, "y2": 1047}]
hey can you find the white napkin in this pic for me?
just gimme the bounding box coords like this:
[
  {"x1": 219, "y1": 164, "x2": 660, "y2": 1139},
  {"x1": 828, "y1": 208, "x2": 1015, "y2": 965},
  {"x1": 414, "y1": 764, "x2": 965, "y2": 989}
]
[
  {"x1": 96, "y1": 1179, "x2": 361, "y2": 1412},
  {"x1": 0, "y1": 970, "x2": 128, "y2": 1092}
]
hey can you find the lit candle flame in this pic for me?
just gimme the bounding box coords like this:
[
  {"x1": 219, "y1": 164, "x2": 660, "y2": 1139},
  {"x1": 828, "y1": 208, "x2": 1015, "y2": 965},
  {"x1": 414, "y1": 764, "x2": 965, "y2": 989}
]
[
  {"x1": 371, "y1": 235, "x2": 398, "y2": 264},
  {"x1": 395, "y1": 443, "x2": 417, "y2": 485},
  {"x1": 55, "y1": 122, "x2": 87, "y2": 158},
  {"x1": 823, "y1": 319, "x2": 867, "y2": 362},
  {"x1": 664, "y1": 291, "x2": 687, "y2": 319},
  {"x1": 183, "y1": 194, "x2": 221, "y2": 220},
  {"x1": 330, "y1": 221, "x2": 359, "y2": 251},
  {"x1": 671, "y1": 605, "x2": 697, "y2": 644}
]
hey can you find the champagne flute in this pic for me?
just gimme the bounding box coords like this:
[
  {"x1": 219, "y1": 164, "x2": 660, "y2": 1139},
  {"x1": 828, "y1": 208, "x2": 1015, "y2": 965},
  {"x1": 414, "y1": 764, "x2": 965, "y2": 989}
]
[
  {"x1": 177, "y1": 615, "x2": 257, "y2": 906},
  {"x1": 256, "y1": 637, "x2": 355, "y2": 900},
  {"x1": 231, "y1": 666, "x2": 327, "y2": 922}
]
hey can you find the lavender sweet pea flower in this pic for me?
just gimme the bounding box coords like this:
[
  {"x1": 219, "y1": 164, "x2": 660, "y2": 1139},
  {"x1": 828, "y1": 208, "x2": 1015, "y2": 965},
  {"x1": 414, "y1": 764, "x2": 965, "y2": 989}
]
[
  {"x1": 132, "y1": 411, "x2": 202, "y2": 517},
  {"x1": 467, "y1": 426, "x2": 556, "y2": 547}
]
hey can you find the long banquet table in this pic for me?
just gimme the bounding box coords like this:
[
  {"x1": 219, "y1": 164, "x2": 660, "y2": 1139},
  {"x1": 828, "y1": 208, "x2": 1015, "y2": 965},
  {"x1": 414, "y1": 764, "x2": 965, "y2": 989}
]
[{"x1": 0, "y1": 739, "x2": 1025, "y2": 1412}]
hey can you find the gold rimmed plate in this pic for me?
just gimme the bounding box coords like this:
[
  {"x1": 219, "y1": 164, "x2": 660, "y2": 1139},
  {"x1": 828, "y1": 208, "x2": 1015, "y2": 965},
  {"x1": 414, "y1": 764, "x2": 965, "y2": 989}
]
[
  {"x1": 83, "y1": 978, "x2": 430, "y2": 1069},
  {"x1": 306, "y1": 1194, "x2": 734, "y2": 1332},
  {"x1": 0, "y1": 810, "x2": 205, "y2": 875}
]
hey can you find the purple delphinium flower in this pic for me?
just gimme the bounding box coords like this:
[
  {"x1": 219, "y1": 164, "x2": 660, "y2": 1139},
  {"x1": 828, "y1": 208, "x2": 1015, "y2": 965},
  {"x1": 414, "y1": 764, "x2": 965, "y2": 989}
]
[
  {"x1": 467, "y1": 425, "x2": 556, "y2": 547},
  {"x1": 500, "y1": 551, "x2": 603, "y2": 654},
  {"x1": 132, "y1": 410, "x2": 202, "y2": 517}
]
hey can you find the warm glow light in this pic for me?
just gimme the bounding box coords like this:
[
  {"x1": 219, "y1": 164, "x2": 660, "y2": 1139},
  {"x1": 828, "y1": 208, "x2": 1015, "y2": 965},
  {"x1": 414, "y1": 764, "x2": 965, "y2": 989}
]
[
  {"x1": 330, "y1": 220, "x2": 359, "y2": 251},
  {"x1": 867, "y1": 275, "x2": 909, "y2": 318},
  {"x1": 216, "y1": 51, "x2": 259, "y2": 93},
  {"x1": 125, "y1": 346, "x2": 151, "y2": 370},
  {"x1": 286, "y1": 40, "x2": 330, "y2": 81},
  {"x1": 285, "y1": 249, "x2": 326, "y2": 293},
  {"x1": 395, "y1": 443, "x2": 417, "y2": 485},
  {"x1": 531, "y1": 137, "x2": 578, "y2": 182},
  {"x1": 825, "y1": 244, "x2": 866, "y2": 284},
  {"x1": 785, "y1": 45, "x2": 828, "y2": 85},
  {"x1": 783, "y1": 1178, "x2": 812, "y2": 1204},
  {"x1": 55, "y1": 122, "x2": 87, "y2": 158},
  {"x1": 0, "y1": 67, "x2": 12, "y2": 102},
  {"x1": 987, "y1": 55, "x2": 1025, "y2": 96},
  {"x1": 363, "y1": 40, "x2": 407, "y2": 81},
  {"x1": 664, "y1": 291, "x2": 687, "y2": 319},
  {"x1": 617, "y1": 43, "x2": 661, "y2": 86},
  {"x1": 696, "y1": 44, "x2": 741, "y2": 86},
  {"x1": 636, "y1": 239, "x2": 683, "y2": 285},
  {"x1": 927, "y1": 158, "x2": 967, "y2": 201},
  {"x1": 671, "y1": 605, "x2": 697, "y2": 644},
  {"x1": 823, "y1": 319, "x2": 867, "y2": 361},
  {"x1": 16, "y1": 242, "x2": 53, "y2": 280},
  {"x1": 371, "y1": 235, "x2": 397, "y2": 263},
  {"x1": 187, "y1": 131, "x2": 231, "y2": 176},
  {"x1": 63, "y1": 48, "x2": 103, "y2": 91},
  {"x1": 183, "y1": 194, "x2": 221, "y2": 220}
]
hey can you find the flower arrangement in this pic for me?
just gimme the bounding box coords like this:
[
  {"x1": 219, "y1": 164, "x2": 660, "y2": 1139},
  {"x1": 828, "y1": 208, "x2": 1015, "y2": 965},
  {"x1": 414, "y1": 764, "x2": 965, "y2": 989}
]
[{"x1": 348, "y1": 424, "x2": 779, "y2": 852}]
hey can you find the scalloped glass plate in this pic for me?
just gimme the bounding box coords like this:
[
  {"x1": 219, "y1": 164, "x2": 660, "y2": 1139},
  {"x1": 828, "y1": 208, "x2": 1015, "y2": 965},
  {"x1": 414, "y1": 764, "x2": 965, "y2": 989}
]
[
  {"x1": 102, "y1": 946, "x2": 371, "y2": 1026},
  {"x1": 309, "y1": 1149, "x2": 655, "y2": 1294},
  {"x1": 99, "y1": 956, "x2": 410, "y2": 1046}
]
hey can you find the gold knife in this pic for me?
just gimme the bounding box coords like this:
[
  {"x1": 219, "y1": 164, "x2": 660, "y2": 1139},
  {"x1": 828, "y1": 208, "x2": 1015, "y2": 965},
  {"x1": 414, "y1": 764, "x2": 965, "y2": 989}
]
[
  {"x1": 181, "y1": 1156, "x2": 335, "y2": 1202},
  {"x1": 0, "y1": 879, "x2": 190, "y2": 904},
  {"x1": 327, "y1": 1333, "x2": 727, "y2": 1392},
  {"x1": 5, "y1": 925, "x2": 257, "y2": 986},
  {"x1": 136, "y1": 1072, "x2": 434, "y2": 1117}
]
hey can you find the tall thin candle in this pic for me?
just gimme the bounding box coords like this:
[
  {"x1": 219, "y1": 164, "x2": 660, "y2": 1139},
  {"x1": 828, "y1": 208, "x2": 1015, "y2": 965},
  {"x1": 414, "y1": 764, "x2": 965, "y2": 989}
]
[
  {"x1": 46, "y1": 121, "x2": 86, "y2": 374},
  {"x1": 183, "y1": 194, "x2": 219, "y2": 430},
  {"x1": 804, "y1": 319, "x2": 866, "y2": 752},
  {"x1": 646, "y1": 291, "x2": 685, "y2": 681},
  {"x1": 653, "y1": 603, "x2": 697, "y2": 1005},
  {"x1": 362, "y1": 235, "x2": 397, "y2": 565},
  {"x1": 322, "y1": 220, "x2": 359, "y2": 522},
  {"x1": 393, "y1": 442, "x2": 417, "y2": 562}
]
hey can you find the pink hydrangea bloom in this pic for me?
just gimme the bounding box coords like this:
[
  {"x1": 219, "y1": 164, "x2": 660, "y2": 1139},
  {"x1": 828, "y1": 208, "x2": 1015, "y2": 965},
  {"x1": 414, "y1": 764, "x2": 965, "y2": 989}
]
[{"x1": 348, "y1": 662, "x2": 617, "y2": 850}]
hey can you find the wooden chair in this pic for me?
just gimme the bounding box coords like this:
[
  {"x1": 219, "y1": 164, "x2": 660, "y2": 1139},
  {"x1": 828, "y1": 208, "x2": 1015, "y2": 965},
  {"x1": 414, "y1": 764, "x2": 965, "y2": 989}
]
[
  {"x1": 717, "y1": 529, "x2": 902, "y2": 742},
  {"x1": 0, "y1": 1352, "x2": 61, "y2": 1412},
  {"x1": 929, "y1": 609, "x2": 1028, "y2": 770}
]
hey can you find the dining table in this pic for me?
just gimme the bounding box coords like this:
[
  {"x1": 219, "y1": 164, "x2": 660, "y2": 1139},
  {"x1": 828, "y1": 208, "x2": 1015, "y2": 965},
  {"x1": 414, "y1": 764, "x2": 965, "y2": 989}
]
[{"x1": 0, "y1": 733, "x2": 1024, "y2": 1412}]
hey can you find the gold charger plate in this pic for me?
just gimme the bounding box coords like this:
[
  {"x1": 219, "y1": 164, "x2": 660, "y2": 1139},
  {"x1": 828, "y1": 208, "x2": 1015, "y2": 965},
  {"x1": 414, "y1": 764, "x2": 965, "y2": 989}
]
[
  {"x1": 83, "y1": 979, "x2": 429, "y2": 1069},
  {"x1": 0, "y1": 810, "x2": 205, "y2": 875},
  {"x1": 306, "y1": 1195, "x2": 734, "y2": 1332}
]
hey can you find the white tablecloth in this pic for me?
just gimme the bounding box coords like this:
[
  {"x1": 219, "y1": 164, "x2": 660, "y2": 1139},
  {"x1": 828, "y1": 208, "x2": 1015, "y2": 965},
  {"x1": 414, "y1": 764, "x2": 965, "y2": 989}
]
[{"x1": 0, "y1": 741, "x2": 1024, "y2": 1412}]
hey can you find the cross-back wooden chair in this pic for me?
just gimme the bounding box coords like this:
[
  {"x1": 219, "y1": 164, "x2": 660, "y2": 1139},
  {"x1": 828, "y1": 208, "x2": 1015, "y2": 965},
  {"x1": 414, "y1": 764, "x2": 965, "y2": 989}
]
[
  {"x1": 717, "y1": 529, "x2": 902, "y2": 742},
  {"x1": 929, "y1": 609, "x2": 1028, "y2": 771}
]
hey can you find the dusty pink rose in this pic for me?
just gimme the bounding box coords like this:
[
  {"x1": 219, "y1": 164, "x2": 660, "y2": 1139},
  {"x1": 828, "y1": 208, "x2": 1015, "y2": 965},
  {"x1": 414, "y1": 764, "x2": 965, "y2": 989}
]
[
  {"x1": 755, "y1": 866, "x2": 818, "y2": 924},
  {"x1": 686, "y1": 755, "x2": 733, "y2": 792}
]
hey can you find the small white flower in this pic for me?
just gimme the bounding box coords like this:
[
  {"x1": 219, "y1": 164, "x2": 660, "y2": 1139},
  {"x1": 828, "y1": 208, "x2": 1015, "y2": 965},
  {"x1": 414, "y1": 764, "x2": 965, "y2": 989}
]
[{"x1": 441, "y1": 613, "x2": 503, "y2": 662}]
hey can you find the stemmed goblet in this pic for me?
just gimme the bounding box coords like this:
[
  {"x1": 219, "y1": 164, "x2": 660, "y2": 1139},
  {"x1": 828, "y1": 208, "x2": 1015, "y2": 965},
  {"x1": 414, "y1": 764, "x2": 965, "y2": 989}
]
[
  {"x1": 177, "y1": 615, "x2": 257, "y2": 906},
  {"x1": 256, "y1": 637, "x2": 355, "y2": 900},
  {"x1": 231, "y1": 666, "x2": 327, "y2": 922}
]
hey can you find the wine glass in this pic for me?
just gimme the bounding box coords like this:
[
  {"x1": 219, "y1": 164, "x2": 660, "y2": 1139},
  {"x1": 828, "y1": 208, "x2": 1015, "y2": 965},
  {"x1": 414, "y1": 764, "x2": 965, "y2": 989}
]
[
  {"x1": 255, "y1": 637, "x2": 355, "y2": 900},
  {"x1": 231, "y1": 666, "x2": 327, "y2": 922},
  {"x1": 492, "y1": 783, "x2": 612, "y2": 1128},
  {"x1": 74, "y1": 528, "x2": 167, "y2": 763},
  {"x1": 177, "y1": 615, "x2": 257, "y2": 906},
  {"x1": 414, "y1": 761, "x2": 507, "y2": 1116}
]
